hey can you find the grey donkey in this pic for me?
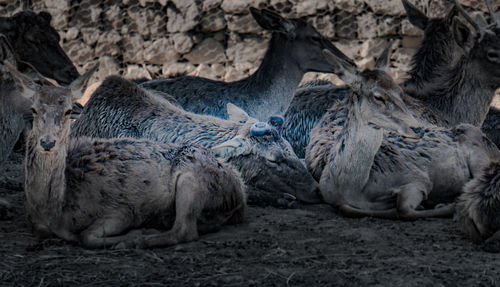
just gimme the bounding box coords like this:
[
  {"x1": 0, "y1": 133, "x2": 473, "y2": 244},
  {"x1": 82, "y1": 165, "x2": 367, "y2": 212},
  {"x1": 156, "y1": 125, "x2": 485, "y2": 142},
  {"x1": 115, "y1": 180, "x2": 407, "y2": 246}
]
[
  {"x1": 140, "y1": 7, "x2": 354, "y2": 121},
  {"x1": 283, "y1": 0, "x2": 500, "y2": 157},
  {"x1": 0, "y1": 35, "x2": 80, "y2": 166},
  {"x1": 0, "y1": 10, "x2": 79, "y2": 85},
  {"x1": 456, "y1": 161, "x2": 500, "y2": 249},
  {"x1": 307, "y1": 48, "x2": 500, "y2": 219},
  {"x1": 71, "y1": 76, "x2": 321, "y2": 207},
  {"x1": 7, "y1": 64, "x2": 246, "y2": 249}
]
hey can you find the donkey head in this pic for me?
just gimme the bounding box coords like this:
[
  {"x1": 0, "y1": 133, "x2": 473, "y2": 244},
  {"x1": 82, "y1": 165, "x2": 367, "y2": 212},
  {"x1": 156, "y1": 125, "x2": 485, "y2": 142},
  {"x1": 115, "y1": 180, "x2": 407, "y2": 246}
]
[
  {"x1": 0, "y1": 11, "x2": 79, "y2": 85},
  {"x1": 402, "y1": 0, "x2": 467, "y2": 86},
  {"x1": 323, "y1": 42, "x2": 420, "y2": 137},
  {"x1": 453, "y1": 0, "x2": 500, "y2": 85},
  {"x1": 250, "y1": 7, "x2": 354, "y2": 73},
  {"x1": 5, "y1": 63, "x2": 94, "y2": 153},
  {"x1": 212, "y1": 116, "x2": 321, "y2": 204}
]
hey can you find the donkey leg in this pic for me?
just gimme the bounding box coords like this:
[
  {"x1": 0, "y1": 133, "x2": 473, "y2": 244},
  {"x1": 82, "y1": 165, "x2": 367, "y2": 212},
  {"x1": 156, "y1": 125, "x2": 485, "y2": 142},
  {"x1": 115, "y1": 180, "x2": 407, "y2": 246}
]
[
  {"x1": 396, "y1": 183, "x2": 454, "y2": 219},
  {"x1": 140, "y1": 172, "x2": 204, "y2": 248},
  {"x1": 80, "y1": 214, "x2": 135, "y2": 248}
]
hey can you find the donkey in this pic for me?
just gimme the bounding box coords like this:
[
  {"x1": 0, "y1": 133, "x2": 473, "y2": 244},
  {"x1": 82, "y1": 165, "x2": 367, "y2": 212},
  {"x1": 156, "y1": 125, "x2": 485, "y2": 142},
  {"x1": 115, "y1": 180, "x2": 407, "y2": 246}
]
[
  {"x1": 0, "y1": 10, "x2": 79, "y2": 85},
  {"x1": 307, "y1": 48, "x2": 500, "y2": 219},
  {"x1": 140, "y1": 7, "x2": 353, "y2": 121},
  {"x1": 71, "y1": 76, "x2": 321, "y2": 207},
  {"x1": 456, "y1": 161, "x2": 500, "y2": 246},
  {"x1": 7, "y1": 64, "x2": 246, "y2": 249},
  {"x1": 284, "y1": 0, "x2": 500, "y2": 157}
]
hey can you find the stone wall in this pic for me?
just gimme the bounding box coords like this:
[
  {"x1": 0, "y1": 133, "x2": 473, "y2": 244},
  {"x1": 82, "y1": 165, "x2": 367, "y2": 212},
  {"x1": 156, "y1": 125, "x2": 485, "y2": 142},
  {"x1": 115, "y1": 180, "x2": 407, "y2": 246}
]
[{"x1": 1, "y1": 0, "x2": 499, "y2": 87}]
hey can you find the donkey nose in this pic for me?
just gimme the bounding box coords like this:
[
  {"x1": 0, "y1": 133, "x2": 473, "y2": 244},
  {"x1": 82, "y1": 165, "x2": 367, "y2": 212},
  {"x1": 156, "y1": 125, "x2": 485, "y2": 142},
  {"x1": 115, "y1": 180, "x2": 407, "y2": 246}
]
[{"x1": 40, "y1": 140, "x2": 56, "y2": 151}]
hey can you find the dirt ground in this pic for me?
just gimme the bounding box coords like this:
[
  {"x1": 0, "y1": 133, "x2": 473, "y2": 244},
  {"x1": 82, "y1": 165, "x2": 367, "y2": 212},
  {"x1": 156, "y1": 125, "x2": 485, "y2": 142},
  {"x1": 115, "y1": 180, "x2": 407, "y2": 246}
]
[{"x1": 1, "y1": 150, "x2": 500, "y2": 287}]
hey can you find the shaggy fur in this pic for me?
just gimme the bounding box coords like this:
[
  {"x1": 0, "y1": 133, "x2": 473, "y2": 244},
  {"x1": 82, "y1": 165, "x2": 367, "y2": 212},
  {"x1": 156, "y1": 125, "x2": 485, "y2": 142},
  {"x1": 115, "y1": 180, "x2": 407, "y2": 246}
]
[
  {"x1": 0, "y1": 10, "x2": 79, "y2": 85},
  {"x1": 140, "y1": 8, "x2": 353, "y2": 121},
  {"x1": 456, "y1": 161, "x2": 500, "y2": 243},
  {"x1": 307, "y1": 50, "x2": 500, "y2": 219},
  {"x1": 24, "y1": 82, "x2": 245, "y2": 249},
  {"x1": 283, "y1": 1, "x2": 500, "y2": 157},
  {"x1": 71, "y1": 76, "x2": 321, "y2": 206}
]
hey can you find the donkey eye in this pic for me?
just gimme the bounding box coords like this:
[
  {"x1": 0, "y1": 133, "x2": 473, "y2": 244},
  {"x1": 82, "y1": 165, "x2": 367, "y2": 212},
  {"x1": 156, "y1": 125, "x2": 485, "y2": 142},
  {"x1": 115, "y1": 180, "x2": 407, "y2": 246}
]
[
  {"x1": 311, "y1": 36, "x2": 322, "y2": 42},
  {"x1": 64, "y1": 109, "x2": 73, "y2": 116},
  {"x1": 373, "y1": 92, "x2": 386, "y2": 103}
]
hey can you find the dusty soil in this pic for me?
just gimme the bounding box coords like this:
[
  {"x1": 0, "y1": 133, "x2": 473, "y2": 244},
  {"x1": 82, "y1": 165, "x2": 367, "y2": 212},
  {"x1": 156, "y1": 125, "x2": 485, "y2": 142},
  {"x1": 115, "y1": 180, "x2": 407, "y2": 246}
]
[{"x1": 1, "y1": 150, "x2": 499, "y2": 287}]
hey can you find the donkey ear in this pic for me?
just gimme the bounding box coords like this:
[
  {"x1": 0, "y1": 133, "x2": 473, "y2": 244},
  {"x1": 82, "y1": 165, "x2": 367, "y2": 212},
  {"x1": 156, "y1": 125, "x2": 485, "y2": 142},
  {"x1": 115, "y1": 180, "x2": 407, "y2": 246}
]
[
  {"x1": 402, "y1": 0, "x2": 429, "y2": 30},
  {"x1": 475, "y1": 13, "x2": 488, "y2": 29},
  {"x1": 0, "y1": 34, "x2": 16, "y2": 65},
  {"x1": 322, "y1": 49, "x2": 359, "y2": 86},
  {"x1": 211, "y1": 136, "x2": 249, "y2": 159},
  {"x1": 3, "y1": 61, "x2": 37, "y2": 100},
  {"x1": 374, "y1": 40, "x2": 394, "y2": 71},
  {"x1": 227, "y1": 103, "x2": 254, "y2": 123},
  {"x1": 69, "y1": 64, "x2": 97, "y2": 101},
  {"x1": 250, "y1": 7, "x2": 295, "y2": 35},
  {"x1": 452, "y1": 17, "x2": 474, "y2": 52}
]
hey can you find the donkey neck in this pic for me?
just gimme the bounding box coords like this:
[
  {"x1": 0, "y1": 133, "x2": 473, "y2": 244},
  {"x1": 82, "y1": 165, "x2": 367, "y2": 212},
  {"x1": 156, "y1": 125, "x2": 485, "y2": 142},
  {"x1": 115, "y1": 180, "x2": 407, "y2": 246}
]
[
  {"x1": 24, "y1": 133, "x2": 68, "y2": 230},
  {"x1": 236, "y1": 34, "x2": 304, "y2": 120},
  {"x1": 416, "y1": 57, "x2": 496, "y2": 127}
]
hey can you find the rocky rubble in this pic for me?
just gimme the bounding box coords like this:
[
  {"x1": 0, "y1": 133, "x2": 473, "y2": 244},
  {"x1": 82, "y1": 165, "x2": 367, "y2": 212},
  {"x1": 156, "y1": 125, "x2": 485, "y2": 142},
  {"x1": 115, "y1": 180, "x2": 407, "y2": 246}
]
[{"x1": 0, "y1": 0, "x2": 498, "y2": 88}]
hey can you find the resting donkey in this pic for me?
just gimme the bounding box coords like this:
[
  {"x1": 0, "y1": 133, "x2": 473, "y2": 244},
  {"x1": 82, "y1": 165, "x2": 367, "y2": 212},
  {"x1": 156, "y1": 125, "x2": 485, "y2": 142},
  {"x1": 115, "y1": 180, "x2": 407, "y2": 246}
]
[
  {"x1": 307, "y1": 47, "x2": 500, "y2": 219},
  {"x1": 6, "y1": 63, "x2": 245, "y2": 248},
  {"x1": 141, "y1": 7, "x2": 353, "y2": 121},
  {"x1": 284, "y1": 0, "x2": 500, "y2": 157},
  {"x1": 71, "y1": 76, "x2": 321, "y2": 207}
]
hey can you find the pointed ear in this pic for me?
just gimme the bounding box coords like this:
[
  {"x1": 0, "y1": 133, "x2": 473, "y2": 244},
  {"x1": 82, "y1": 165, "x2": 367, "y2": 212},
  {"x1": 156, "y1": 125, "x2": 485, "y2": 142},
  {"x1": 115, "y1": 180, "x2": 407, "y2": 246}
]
[
  {"x1": 322, "y1": 49, "x2": 359, "y2": 86},
  {"x1": 445, "y1": 6, "x2": 458, "y2": 25},
  {"x1": 374, "y1": 40, "x2": 394, "y2": 71},
  {"x1": 475, "y1": 13, "x2": 488, "y2": 29},
  {"x1": 402, "y1": 0, "x2": 429, "y2": 30},
  {"x1": 69, "y1": 64, "x2": 97, "y2": 101},
  {"x1": 0, "y1": 17, "x2": 13, "y2": 32},
  {"x1": 0, "y1": 34, "x2": 16, "y2": 65},
  {"x1": 249, "y1": 7, "x2": 295, "y2": 35},
  {"x1": 211, "y1": 136, "x2": 248, "y2": 159},
  {"x1": 452, "y1": 17, "x2": 474, "y2": 52},
  {"x1": 3, "y1": 61, "x2": 37, "y2": 100},
  {"x1": 227, "y1": 103, "x2": 253, "y2": 123}
]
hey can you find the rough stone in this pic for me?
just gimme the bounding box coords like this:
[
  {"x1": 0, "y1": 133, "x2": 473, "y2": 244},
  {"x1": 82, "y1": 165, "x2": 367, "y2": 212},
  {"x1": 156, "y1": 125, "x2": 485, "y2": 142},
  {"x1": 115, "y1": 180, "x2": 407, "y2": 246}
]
[
  {"x1": 311, "y1": 14, "x2": 335, "y2": 39},
  {"x1": 64, "y1": 40, "x2": 94, "y2": 66},
  {"x1": 144, "y1": 38, "x2": 181, "y2": 65},
  {"x1": 124, "y1": 65, "x2": 152, "y2": 80},
  {"x1": 123, "y1": 34, "x2": 145, "y2": 63},
  {"x1": 95, "y1": 31, "x2": 121, "y2": 57},
  {"x1": 360, "y1": 38, "x2": 387, "y2": 58},
  {"x1": 401, "y1": 19, "x2": 424, "y2": 37},
  {"x1": 333, "y1": 0, "x2": 364, "y2": 14},
  {"x1": 200, "y1": 8, "x2": 226, "y2": 32},
  {"x1": 203, "y1": 0, "x2": 223, "y2": 11},
  {"x1": 221, "y1": 0, "x2": 247, "y2": 13},
  {"x1": 189, "y1": 63, "x2": 221, "y2": 80},
  {"x1": 184, "y1": 38, "x2": 227, "y2": 65},
  {"x1": 295, "y1": 0, "x2": 330, "y2": 17},
  {"x1": 357, "y1": 13, "x2": 377, "y2": 39},
  {"x1": 80, "y1": 27, "x2": 99, "y2": 46},
  {"x1": 376, "y1": 17, "x2": 400, "y2": 37},
  {"x1": 172, "y1": 33, "x2": 194, "y2": 54},
  {"x1": 167, "y1": 4, "x2": 200, "y2": 33},
  {"x1": 226, "y1": 14, "x2": 261, "y2": 34},
  {"x1": 335, "y1": 11, "x2": 357, "y2": 39},
  {"x1": 364, "y1": 0, "x2": 405, "y2": 16},
  {"x1": 226, "y1": 36, "x2": 268, "y2": 64},
  {"x1": 65, "y1": 27, "x2": 79, "y2": 41},
  {"x1": 224, "y1": 66, "x2": 247, "y2": 82},
  {"x1": 162, "y1": 62, "x2": 196, "y2": 77},
  {"x1": 95, "y1": 56, "x2": 121, "y2": 82}
]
